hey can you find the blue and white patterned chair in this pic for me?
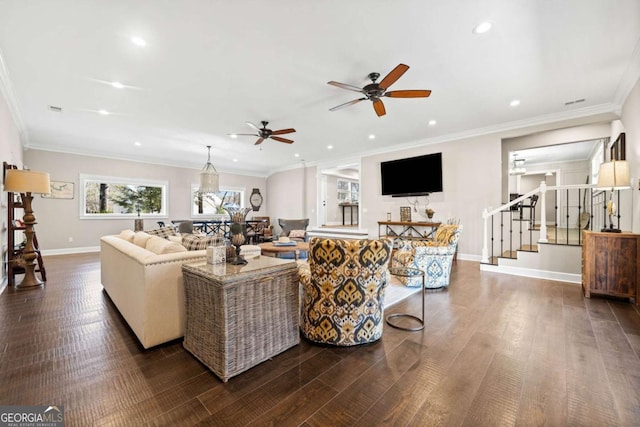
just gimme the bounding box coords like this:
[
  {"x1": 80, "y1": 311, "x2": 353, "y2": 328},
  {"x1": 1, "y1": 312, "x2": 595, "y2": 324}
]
[{"x1": 392, "y1": 224, "x2": 462, "y2": 289}]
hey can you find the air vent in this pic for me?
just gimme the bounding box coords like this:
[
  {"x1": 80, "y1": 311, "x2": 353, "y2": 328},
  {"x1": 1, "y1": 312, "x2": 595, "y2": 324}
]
[
  {"x1": 564, "y1": 98, "x2": 585, "y2": 106},
  {"x1": 48, "y1": 105, "x2": 63, "y2": 112}
]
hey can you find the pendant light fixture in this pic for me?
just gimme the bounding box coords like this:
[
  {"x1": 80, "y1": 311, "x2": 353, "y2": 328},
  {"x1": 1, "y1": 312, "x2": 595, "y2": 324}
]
[{"x1": 200, "y1": 145, "x2": 219, "y2": 193}]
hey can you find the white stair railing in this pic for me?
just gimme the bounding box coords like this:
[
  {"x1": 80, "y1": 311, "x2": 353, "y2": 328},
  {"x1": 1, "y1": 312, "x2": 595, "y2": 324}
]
[{"x1": 481, "y1": 182, "x2": 603, "y2": 264}]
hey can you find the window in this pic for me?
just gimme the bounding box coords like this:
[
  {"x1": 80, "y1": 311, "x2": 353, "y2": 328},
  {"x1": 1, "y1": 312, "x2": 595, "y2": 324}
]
[
  {"x1": 191, "y1": 185, "x2": 245, "y2": 218},
  {"x1": 80, "y1": 174, "x2": 167, "y2": 219},
  {"x1": 337, "y1": 180, "x2": 359, "y2": 203}
]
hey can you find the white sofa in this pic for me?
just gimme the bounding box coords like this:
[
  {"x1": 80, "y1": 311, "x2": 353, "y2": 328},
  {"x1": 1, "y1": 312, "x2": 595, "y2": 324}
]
[{"x1": 100, "y1": 231, "x2": 206, "y2": 349}]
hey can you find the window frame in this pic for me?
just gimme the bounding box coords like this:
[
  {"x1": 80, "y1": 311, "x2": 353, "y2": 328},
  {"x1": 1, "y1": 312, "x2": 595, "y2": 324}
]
[
  {"x1": 190, "y1": 184, "x2": 246, "y2": 219},
  {"x1": 79, "y1": 174, "x2": 168, "y2": 219}
]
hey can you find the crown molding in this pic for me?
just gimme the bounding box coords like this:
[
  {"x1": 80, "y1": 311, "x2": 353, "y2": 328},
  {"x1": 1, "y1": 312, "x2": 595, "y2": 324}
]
[
  {"x1": 0, "y1": 46, "x2": 27, "y2": 143},
  {"x1": 614, "y1": 37, "x2": 640, "y2": 106}
]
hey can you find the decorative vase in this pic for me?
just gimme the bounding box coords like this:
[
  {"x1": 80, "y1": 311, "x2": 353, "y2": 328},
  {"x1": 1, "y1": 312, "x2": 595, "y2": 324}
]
[
  {"x1": 230, "y1": 232, "x2": 247, "y2": 265},
  {"x1": 224, "y1": 207, "x2": 252, "y2": 265},
  {"x1": 426, "y1": 209, "x2": 435, "y2": 220}
]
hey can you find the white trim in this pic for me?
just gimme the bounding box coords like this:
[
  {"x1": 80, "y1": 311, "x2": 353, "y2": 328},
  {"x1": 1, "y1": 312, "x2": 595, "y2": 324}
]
[
  {"x1": 480, "y1": 263, "x2": 581, "y2": 284},
  {"x1": 41, "y1": 246, "x2": 100, "y2": 256}
]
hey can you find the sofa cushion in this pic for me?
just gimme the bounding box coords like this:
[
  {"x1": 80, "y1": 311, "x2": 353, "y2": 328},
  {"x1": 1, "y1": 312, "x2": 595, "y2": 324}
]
[
  {"x1": 133, "y1": 231, "x2": 152, "y2": 248},
  {"x1": 145, "y1": 235, "x2": 187, "y2": 254},
  {"x1": 145, "y1": 226, "x2": 178, "y2": 239},
  {"x1": 168, "y1": 235, "x2": 183, "y2": 244},
  {"x1": 119, "y1": 229, "x2": 136, "y2": 242},
  {"x1": 181, "y1": 234, "x2": 223, "y2": 251}
]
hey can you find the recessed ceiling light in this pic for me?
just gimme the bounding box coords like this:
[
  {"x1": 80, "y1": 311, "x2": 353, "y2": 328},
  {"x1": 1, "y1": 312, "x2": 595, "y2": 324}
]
[
  {"x1": 545, "y1": 172, "x2": 553, "y2": 176},
  {"x1": 111, "y1": 81, "x2": 124, "y2": 89},
  {"x1": 131, "y1": 36, "x2": 147, "y2": 47},
  {"x1": 327, "y1": 145, "x2": 333, "y2": 150},
  {"x1": 510, "y1": 99, "x2": 520, "y2": 107},
  {"x1": 134, "y1": 141, "x2": 141, "y2": 147},
  {"x1": 368, "y1": 134, "x2": 376, "y2": 140},
  {"x1": 428, "y1": 119, "x2": 437, "y2": 126},
  {"x1": 294, "y1": 153, "x2": 300, "y2": 158},
  {"x1": 473, "y1": 21, "x2": 492, "y2": 34},
  {"x1": 98, "y1": 109, "x2": 110, "y2": 115},
  {"x1": 233, "y1": 158, "x2": 238, "y2": 162},
  {"x1": 229, "y1": 134, "x2": 237, "y2": 139}
]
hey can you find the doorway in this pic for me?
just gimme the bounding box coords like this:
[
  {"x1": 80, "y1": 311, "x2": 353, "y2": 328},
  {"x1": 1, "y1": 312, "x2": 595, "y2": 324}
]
[{"x1": 318, "y1": 164, "x2": 360, "y2": 228}]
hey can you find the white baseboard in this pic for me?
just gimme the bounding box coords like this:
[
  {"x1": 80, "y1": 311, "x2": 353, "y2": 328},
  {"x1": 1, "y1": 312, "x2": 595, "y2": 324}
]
[
  {"x1": 480, "y1": 263, "x2": 581, "y2": 284},
  {"x1": 41, "y1": 246, "x2": 100, "y2": 256}
]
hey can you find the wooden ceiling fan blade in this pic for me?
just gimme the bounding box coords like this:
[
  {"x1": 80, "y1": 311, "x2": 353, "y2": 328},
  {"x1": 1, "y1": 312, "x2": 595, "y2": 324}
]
[
  {"x1": 378, "y1": 63, "x2": 409, "y2": 89},
  {"x1": 373, "y1": 99, "x2": 386, "y2": 117},
  {"x1": 385, "y1": 89, "x2": 432, "y2": 98},
  {"x1": 254, "y1": 137, "x2": 265, "y2": 145},
  {"x1": 329, "y1": 98, "x2": 366, "y2": 111},
  {"x1": 327, "y1": 81, "x2": 363, "y2": 93},
  {"x1": 271, "y1": 128, "x2": 296, "y2": 135},
  {"x1": 271, "y1": 136, "x2": 294, "y2": 144}
]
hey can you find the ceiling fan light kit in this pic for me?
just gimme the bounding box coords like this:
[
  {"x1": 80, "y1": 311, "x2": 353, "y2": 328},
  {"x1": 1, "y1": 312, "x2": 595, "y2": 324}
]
[{"x1": 328, "y1": 63, "x2": 431, "y2": 117}]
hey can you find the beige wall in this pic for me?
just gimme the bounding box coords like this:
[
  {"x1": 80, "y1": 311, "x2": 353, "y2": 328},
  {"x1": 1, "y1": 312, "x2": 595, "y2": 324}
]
[
  {"x1": 266, "y1": 164, "x2": 317, "y2": 236},
  {"x1": 23, "y1": 150, "x2": 267, "y2": 252},
  {"x1": 361, "y1": 135, "x2": 502, "y2": 258},
  {"x1": 621, "y1": 77, "x2": 640, "y2": 234}
]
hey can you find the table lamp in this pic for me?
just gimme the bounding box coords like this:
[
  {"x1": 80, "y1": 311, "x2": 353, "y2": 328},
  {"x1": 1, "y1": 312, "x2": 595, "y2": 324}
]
[
  {"x1": 3, "y1": 169, "x2": 51, "y2": 288},
  {"x1": 596, "y1": 160, "x2": 630, "y2": 233}
]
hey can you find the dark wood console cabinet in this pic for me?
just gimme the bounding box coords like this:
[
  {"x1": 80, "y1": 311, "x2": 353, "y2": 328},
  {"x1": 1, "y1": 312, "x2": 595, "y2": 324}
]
[{"x1": 582, "y1": 230, "x2": 639, "y2": 305}]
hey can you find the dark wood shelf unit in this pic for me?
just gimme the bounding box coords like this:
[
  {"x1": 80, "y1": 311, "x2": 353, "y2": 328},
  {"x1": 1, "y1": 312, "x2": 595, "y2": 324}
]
[
  {"x1": 582, "y1": 230, "x2": 639, "y2": 305},
  {"x1": 3, "y1": 162, "x2": 46, "y2": 287}
]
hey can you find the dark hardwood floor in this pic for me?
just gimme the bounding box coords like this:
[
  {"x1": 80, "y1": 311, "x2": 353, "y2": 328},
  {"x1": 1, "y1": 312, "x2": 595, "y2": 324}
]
[{"x1": 1, "y1": 253, "x2": 639, "y2": 426}]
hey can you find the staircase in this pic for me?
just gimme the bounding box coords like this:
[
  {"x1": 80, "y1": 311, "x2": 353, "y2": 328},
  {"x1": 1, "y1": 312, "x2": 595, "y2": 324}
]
[{"x1": 480, "y1": 182, "x2": 630, "y2": 283}]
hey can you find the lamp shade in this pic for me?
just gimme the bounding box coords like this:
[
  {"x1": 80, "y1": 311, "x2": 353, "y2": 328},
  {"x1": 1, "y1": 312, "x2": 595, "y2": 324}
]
[
  {"x1": 3, "y1": 169, "x2": 51, "y2": 194},
  {"x1": 597, "y1": 160, "x2": 630, "y2": 190}
]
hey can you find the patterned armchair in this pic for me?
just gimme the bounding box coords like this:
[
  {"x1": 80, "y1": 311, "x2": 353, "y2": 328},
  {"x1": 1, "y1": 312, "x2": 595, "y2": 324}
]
[
  {"x1": 392, "y1": 224, "x2": 462, "y2": 289},
  {"x1": 298, "y1": 237, "x2": 392, "y2": 346}
]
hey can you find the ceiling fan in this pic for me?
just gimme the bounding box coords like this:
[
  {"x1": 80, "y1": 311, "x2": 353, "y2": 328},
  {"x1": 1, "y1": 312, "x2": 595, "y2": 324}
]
[
  {"x1": 232, "y1": 121, "x2": 296, "y2": 145},
  {"x1": 327, "y1": 63, "x2": 431, "y2": 117}
]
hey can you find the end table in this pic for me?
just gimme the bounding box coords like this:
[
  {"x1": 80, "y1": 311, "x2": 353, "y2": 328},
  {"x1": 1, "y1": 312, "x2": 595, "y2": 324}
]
[{"x1": 386, "y1": 266, "x2": 425, "y2": 331}]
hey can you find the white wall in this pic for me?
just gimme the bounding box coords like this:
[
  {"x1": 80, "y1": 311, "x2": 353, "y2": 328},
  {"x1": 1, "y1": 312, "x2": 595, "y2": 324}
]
[
  {"x1": 0, "y1": 90, "x2": 24, "y2": 287},
  {"x1": 266, "y1": 164, "x2": 317, "y2": 235},
  {"x1": 24, "y1": 150, "x2": 267, "y2": 252}
]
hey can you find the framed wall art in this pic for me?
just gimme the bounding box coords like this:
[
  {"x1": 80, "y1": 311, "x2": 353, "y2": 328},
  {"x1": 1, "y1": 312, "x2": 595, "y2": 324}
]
[
  {"x1": 400, "y1": 206, "x2": 412, "y2": 222},
  {"x1": 42, "y1": 181, "x2": 74, "y2": 199}
]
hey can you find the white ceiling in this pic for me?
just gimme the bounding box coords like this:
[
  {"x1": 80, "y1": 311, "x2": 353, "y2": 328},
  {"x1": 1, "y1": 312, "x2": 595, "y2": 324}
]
[
  {"x1": 512, "y1": 139, "x2": 602, "y2": 166},
  {"x1": 0, "y1": 0, "x2": 639, "y2": 176}
]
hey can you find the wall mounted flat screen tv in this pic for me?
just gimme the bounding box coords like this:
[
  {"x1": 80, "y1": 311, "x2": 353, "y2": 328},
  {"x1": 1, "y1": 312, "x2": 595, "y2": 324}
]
[{"x1": 381, "y1": 152, "x2": 443, "y2": 197}]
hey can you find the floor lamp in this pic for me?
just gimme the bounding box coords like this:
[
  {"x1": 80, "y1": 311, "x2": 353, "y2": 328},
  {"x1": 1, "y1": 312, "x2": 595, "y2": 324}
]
[
  {"x1": 3, "y1": 169, "x2": 51, "y2": 288},
  {"x1": 596, "y1": 160, "x2": 630, "y2": 233}
]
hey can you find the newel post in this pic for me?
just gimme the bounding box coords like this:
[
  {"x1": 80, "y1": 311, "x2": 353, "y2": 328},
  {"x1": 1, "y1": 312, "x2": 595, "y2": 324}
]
[
  {"x1": 538, "y1": 182, "x2": 548, "y2": 243},
  {"x1": 481, "y1": 208, "x2": 490, "y2": 263}
]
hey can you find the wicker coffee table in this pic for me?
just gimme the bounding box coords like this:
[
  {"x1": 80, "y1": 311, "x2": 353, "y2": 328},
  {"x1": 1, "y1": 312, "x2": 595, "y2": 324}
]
[{"x1": 182, "y1": 257, "x2": 299, "y2": 382}]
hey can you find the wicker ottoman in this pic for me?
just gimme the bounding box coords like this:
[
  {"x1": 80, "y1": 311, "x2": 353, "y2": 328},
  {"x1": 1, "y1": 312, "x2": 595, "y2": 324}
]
[{"x1": 182, "y1": 257, "x2": 300, "y2": 382}]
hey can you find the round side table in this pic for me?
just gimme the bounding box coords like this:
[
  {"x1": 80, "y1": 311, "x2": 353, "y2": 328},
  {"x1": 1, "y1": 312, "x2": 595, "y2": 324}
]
[{"x1": 386, "y1": 266, "x2": 425, "y2": 331}]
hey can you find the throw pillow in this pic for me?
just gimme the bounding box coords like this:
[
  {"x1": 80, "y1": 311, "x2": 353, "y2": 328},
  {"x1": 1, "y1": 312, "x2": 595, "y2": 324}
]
[
  {"x1": 133, "y1": 232, "x2": 152, "y2": 248},
  {"x1": 288, "y1": 229, "x2": 306, "y2": 239},
  {"x1": 145, "y1": 226, "x2": 178, "y2": 239},
  {"x1": 119, "y1": 229, "x2": 136, "y2": 242},
  {"x1": 182, "y1": 234, "x2": 224, "y2": 251}
]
